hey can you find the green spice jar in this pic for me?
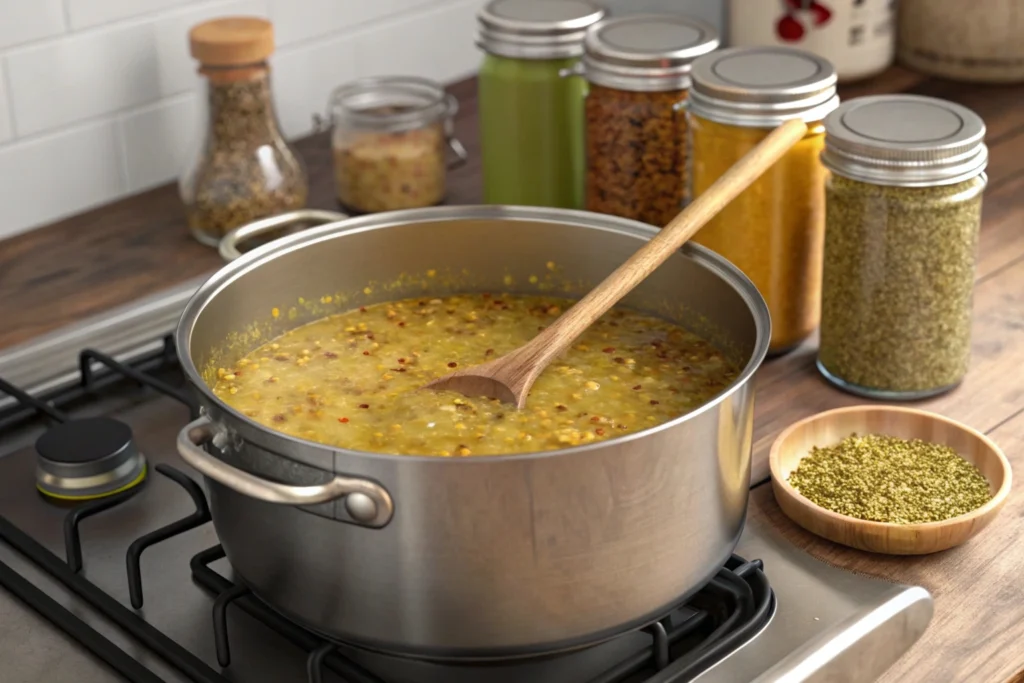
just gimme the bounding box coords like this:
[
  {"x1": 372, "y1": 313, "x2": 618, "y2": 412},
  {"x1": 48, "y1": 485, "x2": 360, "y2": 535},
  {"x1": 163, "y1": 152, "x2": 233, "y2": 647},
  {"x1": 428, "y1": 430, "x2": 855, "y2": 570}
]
[
  {"x1": 180, "y1": 17, "x2": 308, "y2": 247},
  {"x1": 818, "y1": 95, "x2": 989, "y2": 399},
  {"x1": 582, "y1": 15, "x2": 719, "y2": 227},
  {"x1": 476, "y1": 0, "x2": 604, "y2": 208}
]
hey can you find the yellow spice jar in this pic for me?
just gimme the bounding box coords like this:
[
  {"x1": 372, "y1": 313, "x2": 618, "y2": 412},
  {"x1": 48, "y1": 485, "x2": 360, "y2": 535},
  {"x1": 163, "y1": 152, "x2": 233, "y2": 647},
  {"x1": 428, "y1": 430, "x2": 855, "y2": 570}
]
[{"x1": 687, "y1": 47, "x2": 839, "y2": 355}]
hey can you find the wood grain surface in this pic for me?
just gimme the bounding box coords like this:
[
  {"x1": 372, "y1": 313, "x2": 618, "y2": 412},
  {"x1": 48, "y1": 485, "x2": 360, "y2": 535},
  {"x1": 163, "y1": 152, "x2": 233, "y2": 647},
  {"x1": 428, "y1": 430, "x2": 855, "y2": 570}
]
[{"x1": 1, "y1": 67, "x2": 1023, "y2": 682}]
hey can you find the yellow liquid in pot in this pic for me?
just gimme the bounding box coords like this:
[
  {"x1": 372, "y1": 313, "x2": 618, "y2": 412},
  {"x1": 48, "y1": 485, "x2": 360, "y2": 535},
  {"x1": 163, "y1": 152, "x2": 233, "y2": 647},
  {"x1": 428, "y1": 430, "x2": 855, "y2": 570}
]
[{"x1": 213, "y1": 294, "x2": 740, "y2": 456}]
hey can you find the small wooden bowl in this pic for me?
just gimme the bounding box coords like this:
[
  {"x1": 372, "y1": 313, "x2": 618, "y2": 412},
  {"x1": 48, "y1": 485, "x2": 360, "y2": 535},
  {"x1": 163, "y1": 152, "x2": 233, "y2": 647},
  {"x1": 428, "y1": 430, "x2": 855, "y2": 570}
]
[{"x1": 769, "y1": 405, "x2": 1012, "y2": 555}]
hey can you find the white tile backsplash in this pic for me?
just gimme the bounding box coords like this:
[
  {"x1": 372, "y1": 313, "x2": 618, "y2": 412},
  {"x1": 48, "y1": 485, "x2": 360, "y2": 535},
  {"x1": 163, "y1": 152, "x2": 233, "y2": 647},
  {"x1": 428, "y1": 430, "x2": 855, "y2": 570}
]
[
  {"x1": 0, "y1": 120, "x2": 124, "y2": 239},
  {"x1": 67, "y1": 0, "x2": 207, "y2": 31},
  {"x1": 119, "y1": 93, "x2": 199, "y2": 192},
  {"x1": 353, "y1": 0, "x2": 482, "y2": 82},
  {"x1": 0, "y1": 0, "x2": 720, "y2": 238},
  {"x1": 0, "y1": 0, "x2": 66, "y2": 51},
  {"x1": 0, "y1": 70, "x2": 12, "y2": 143},
  {"x1": 5, "y1": 0, "x2": 267, "y2": 137},
  {"x1": 272, "y1": 33, "x2": 359, "y2": 138}
]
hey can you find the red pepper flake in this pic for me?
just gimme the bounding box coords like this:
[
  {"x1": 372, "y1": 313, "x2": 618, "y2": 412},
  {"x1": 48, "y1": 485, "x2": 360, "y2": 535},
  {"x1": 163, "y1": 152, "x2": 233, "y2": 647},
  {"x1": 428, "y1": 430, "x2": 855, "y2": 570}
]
[
  {"x1": 590, "y1": 416, "x2": 601, "y2": 424},
  {"x1": 485, "y1": 348, "x2": 494, "y2": 356},
  {"x1": 398, "y1": 321, "x2": 406, "y2": 327},
  {"x1": 493, "y1": 300, "x2": 504, "y2": 306},
  {"x1": 602, "y1": 347, "x2": 615, "y2": 353},
  {"x1": 649, "y1": 400, "x2": 660, "y2": 405},
  {"x1": 323, "y1": 351, "x2": 338, "y2": 358},
  {"x1": 398, "y1": 358, "x2": 406, "y2": 364},
  {"x1": 358, "y1": 404, "x2": 370, "y2": 409},
  {"x1": 362, "y1": 351, "x2": 370, "y2": 356},
  {"x1": 632, "y1": 385, "x2": 641, "y2": 390},
  {"x1": 447, "y1": 362, "x2": 458, "y2": 368},
  {"x1": 482, "y1": 293, "x2": 492, "y2": 299},
  {"x1": 359, "y1": 306, "x2": 367, "y2": 313},
  {"x1": 366, "y1": 333, "x2": 375, "y2": 340},
  {"x1": 556, "y1": 404, "x2": 568, "y2": 412},
  {"x1": 595, "y1": 428, "x2": 605, "y2": 436},
  {"x1": 338, "y1": 417, "x2": 349, "y2": 423},
  {"x1": 272, "y1": 414, "x2": 286, "y2": 422},
  {"x1": 614, "y1": 357, "x2": 625, "y2": 364}
]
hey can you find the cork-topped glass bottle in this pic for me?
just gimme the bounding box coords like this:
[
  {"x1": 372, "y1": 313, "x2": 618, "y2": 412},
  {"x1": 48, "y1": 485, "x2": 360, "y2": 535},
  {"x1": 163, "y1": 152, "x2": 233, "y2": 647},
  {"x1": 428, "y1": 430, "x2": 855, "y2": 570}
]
[{"x1": 180, "y1": 17, "x2": 308, "y2": 247}]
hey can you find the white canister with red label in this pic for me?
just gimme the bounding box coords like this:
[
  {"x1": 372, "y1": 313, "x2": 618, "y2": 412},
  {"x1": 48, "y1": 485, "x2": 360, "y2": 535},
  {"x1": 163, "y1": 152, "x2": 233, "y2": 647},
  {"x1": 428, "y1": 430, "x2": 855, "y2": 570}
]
[{"x1": 728, "y1": 0, "x2": 896, "y2": 82}]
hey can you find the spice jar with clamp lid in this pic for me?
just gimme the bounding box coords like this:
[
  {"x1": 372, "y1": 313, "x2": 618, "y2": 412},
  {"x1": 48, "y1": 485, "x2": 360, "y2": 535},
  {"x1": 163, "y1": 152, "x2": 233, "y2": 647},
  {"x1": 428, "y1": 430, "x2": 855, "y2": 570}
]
[
  {"x1": 581, "y1": 14, "x2": 719, "y2": 227},
  {"x1": 180, "y1": 17, "x2": 308, "y2": 247},
  {"x1": 818, "y1": 95, "x2": 988, "y2": 400},
  {"x1": 476, "y1": 0, "x2": 605, "y2": 208},
  {"x1": 687, "y1": 46, "x2": 839, "y2": 355},
  {"x1": 325, "y1": 76, "x2": 467, "y2": 214}
]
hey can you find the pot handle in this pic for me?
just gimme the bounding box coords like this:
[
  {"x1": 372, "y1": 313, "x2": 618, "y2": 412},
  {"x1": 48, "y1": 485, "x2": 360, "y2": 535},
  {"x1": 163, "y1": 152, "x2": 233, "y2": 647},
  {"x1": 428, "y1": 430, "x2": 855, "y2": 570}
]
[
  {"x1": 177, "y1": 416, "x2": 394, "y2": 528},
  {"x1": 218, "y1": 209, "x2": 349, "y2": 262}
]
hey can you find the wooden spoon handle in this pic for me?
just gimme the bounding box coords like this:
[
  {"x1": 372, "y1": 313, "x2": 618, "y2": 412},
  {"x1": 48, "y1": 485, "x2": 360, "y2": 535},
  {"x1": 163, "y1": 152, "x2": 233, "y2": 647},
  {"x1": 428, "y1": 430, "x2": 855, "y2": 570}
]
[{"x1": 524, "y1": 118, "x2": 809, "y2": 365}]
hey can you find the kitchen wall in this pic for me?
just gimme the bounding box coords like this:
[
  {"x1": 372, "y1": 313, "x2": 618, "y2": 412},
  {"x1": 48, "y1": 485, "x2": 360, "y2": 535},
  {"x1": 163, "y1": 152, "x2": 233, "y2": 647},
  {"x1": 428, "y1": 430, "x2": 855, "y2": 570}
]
[{"x1": 0, "y1": 0, "x2": 723, "y2": 240}]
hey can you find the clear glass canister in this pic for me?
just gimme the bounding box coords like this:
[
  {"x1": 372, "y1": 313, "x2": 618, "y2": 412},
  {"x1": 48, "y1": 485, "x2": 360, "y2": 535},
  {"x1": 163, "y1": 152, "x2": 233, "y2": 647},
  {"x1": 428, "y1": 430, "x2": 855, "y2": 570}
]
[
  {"x1": 180, "y1": 17, "x2": 308, "y2": 247},
  {"x1": 476, "y1": 0, "x2": 605, "y2": 208},
  {"x1": 687, "y1": 47, "x2": 839, "y2": 355},
  {"x1": 326, "y1": 77, "x2": 466, "y2": 214},
  {"x1": 582, "y1": 15, "x2": 718, "y2": 227},
  {"x1": 818, "y1": 95, "x2": 989, "y2": 399}
]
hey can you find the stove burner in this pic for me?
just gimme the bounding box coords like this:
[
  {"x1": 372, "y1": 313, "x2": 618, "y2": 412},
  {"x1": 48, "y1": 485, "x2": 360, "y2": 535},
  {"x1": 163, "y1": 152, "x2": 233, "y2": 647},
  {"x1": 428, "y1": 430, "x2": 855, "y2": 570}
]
[{"x1": 35, "y1": 417, "x2": 147, "y2": 500}]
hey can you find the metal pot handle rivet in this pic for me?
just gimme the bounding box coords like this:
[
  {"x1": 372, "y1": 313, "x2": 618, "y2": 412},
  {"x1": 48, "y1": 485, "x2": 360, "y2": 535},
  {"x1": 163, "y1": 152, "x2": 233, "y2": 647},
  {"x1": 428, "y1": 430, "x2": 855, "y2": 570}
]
[
  {"x1": 218, "y1": 209, "x2": 349, "y2": 263},
  {"x1": 177, "y1": 416, "x2": 394, "y2": 528}
]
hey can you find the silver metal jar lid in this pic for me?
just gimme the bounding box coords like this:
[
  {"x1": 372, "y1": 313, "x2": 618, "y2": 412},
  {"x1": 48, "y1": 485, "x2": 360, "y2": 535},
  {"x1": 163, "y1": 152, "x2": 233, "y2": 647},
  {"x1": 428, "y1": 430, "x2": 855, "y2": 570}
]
[
  {"x1": 821, "y1": 95, "x2": 988, "y2": 187},
  {"x1": 582, "y1": 15, "x2": 719, "y2": 92},
  {"x1": 476, "y1": 0, "x2": 605, "y2": 60},
  {"x1": 688, "y1": 46, "x2": 838, "y2": 127}
]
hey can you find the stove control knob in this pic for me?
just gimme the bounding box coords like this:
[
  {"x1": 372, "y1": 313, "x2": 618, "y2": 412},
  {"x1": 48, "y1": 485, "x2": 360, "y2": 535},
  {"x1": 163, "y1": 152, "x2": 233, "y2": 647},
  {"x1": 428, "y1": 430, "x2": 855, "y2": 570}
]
[{"x1": 345, "y1": 492, "x2": 378, "y2": 524}]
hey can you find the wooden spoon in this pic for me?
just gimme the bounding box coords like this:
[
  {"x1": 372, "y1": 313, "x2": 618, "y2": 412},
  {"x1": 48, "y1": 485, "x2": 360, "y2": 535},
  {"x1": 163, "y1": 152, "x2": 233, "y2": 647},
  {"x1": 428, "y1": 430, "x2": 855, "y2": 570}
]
[{"x1": 427, "y1": 118, "x2": 808, "y2": 408}]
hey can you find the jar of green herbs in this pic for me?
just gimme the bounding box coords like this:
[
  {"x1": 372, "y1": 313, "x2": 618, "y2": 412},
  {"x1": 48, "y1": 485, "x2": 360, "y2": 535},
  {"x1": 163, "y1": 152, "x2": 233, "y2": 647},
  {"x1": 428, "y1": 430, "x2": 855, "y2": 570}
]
[
  {"x1": 818, "y1": 95, "x2": 988, "y2": 399},
  {"x1": 476, "y1": 0, "x2": 604, "y2": 208}
]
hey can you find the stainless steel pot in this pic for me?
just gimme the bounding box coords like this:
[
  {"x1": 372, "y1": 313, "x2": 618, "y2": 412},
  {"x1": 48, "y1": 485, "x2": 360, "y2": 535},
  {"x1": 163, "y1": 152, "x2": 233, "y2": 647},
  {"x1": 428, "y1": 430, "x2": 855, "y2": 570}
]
[{"x1": 175, "y1": 206, "x2": 770, "y2": 659}]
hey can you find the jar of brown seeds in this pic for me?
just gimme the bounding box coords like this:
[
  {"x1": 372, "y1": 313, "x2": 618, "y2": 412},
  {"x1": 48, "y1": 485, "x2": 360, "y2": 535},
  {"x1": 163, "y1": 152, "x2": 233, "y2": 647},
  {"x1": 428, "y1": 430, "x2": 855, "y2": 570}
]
[
  {"x1": 581, "y1": 15, "x2": 719, "y2": 228},
  {"x1": 180, "y1": 17, "x2": 308, "y2": 247},
  {"x1": 818, "y1": 95, "x2": 988, "y2": 399}
]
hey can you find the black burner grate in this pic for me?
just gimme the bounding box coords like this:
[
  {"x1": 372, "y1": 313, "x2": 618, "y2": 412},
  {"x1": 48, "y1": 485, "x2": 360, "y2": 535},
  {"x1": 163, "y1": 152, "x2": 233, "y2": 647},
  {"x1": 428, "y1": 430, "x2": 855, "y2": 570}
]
[{"x1": 0, "y1": 337, "x2": 774, "y2": 683}]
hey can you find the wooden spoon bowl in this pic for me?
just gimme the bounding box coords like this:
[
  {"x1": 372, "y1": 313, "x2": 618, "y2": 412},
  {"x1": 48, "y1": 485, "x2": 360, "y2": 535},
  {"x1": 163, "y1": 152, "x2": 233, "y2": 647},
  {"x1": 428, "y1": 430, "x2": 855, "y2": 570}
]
[{"x1": 769, "y1": 405, "x2": 1011, "y2": 555}]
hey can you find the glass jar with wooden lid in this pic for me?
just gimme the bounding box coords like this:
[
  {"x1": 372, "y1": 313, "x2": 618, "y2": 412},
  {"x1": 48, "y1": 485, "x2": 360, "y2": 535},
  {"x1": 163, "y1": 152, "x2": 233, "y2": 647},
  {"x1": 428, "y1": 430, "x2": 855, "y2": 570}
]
[
  {"x1": 180, "y1": 17, "x2": 308, "y2": 247},
  {"x1": 687, "y1": 46, "x2": 839, "y2": 355},
  {"x1": 581, "y1": 14, "x2": 719, "y2": 227}
]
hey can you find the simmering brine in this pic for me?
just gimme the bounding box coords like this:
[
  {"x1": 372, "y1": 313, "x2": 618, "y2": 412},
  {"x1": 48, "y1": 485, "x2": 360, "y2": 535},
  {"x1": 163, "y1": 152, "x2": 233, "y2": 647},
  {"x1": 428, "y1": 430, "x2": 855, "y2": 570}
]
[{"x1": 213, "y1": 293, "x2": 740, "y2": 456}]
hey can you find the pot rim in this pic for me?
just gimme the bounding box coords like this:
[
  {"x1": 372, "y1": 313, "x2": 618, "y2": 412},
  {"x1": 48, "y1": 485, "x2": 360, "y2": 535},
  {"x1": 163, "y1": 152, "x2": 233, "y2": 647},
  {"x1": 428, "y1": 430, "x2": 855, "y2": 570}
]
[{"x1": 175, "y1": 204, "x2": 770, "y2": 464}]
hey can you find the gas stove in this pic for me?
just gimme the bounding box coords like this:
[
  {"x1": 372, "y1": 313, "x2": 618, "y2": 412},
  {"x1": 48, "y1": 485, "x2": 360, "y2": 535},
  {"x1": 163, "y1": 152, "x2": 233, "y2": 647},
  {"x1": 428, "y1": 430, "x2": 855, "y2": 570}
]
[{"x1": 0, "y1": 281, "x2": 932, "y2": 683}]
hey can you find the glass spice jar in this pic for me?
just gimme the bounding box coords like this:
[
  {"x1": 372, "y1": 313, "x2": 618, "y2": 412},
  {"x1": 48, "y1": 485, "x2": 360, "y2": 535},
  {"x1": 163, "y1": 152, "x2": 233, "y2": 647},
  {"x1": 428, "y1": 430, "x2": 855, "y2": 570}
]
[
  {"x1": 476, "y1": 0, "x2": 605, "y2": 208},
  {"x1": 180, "y1": 17, "x2": 308, "y2": 247},
  {"x1": 818, "y1": 95, "x2": 989, "y2": 399},
  {"x1": 326, "y1": 77, "x2": 466, "y2": 214},
  {"x1": 581, "y1": 15, "x2": 719, "y2": 227},
  {"x1": 687, "y1": 47, "x2": 839, "y2": 355}
]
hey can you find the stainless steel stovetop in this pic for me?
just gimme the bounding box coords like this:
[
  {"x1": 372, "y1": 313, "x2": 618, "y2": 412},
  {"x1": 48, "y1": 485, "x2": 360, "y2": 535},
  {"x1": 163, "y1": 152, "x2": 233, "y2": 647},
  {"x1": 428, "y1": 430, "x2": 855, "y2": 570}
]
[{"x1": 0, "y1": 281, "x2": 933, "y2": 683}]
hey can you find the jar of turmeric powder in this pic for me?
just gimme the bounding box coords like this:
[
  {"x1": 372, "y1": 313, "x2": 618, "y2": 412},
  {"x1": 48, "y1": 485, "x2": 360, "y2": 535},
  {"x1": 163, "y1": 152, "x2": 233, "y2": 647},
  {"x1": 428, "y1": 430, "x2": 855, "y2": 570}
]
[
  {"x1": 582, "y1": 15, "x2": 719, "y2": 227},
  {"x1": 687, "y1": 47, "x2": 839, "y2": 355}
]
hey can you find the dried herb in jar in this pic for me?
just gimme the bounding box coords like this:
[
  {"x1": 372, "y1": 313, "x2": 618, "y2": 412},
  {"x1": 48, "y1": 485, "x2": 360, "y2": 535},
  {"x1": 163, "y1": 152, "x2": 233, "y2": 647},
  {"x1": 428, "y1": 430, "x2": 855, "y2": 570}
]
[
  {"x1": 585, "y1": 85, "x2": 688, "y2": 227},
  {"x1": 788, "y1": 433, "x2": 992, "y2": 524},
  {"x1": 818, "y1": 176, "x2": 984, "y2": 394},
  {"x1": 181, "y1": 18, "x2": 308, "y2": 247}
]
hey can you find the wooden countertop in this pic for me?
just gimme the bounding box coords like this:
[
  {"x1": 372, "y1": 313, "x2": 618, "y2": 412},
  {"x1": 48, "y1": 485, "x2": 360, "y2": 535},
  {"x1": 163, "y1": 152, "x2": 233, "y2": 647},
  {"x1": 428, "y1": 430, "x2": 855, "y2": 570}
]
[{"x1": 3, "y1": 68, "x2": 1024, "y2": 682}]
